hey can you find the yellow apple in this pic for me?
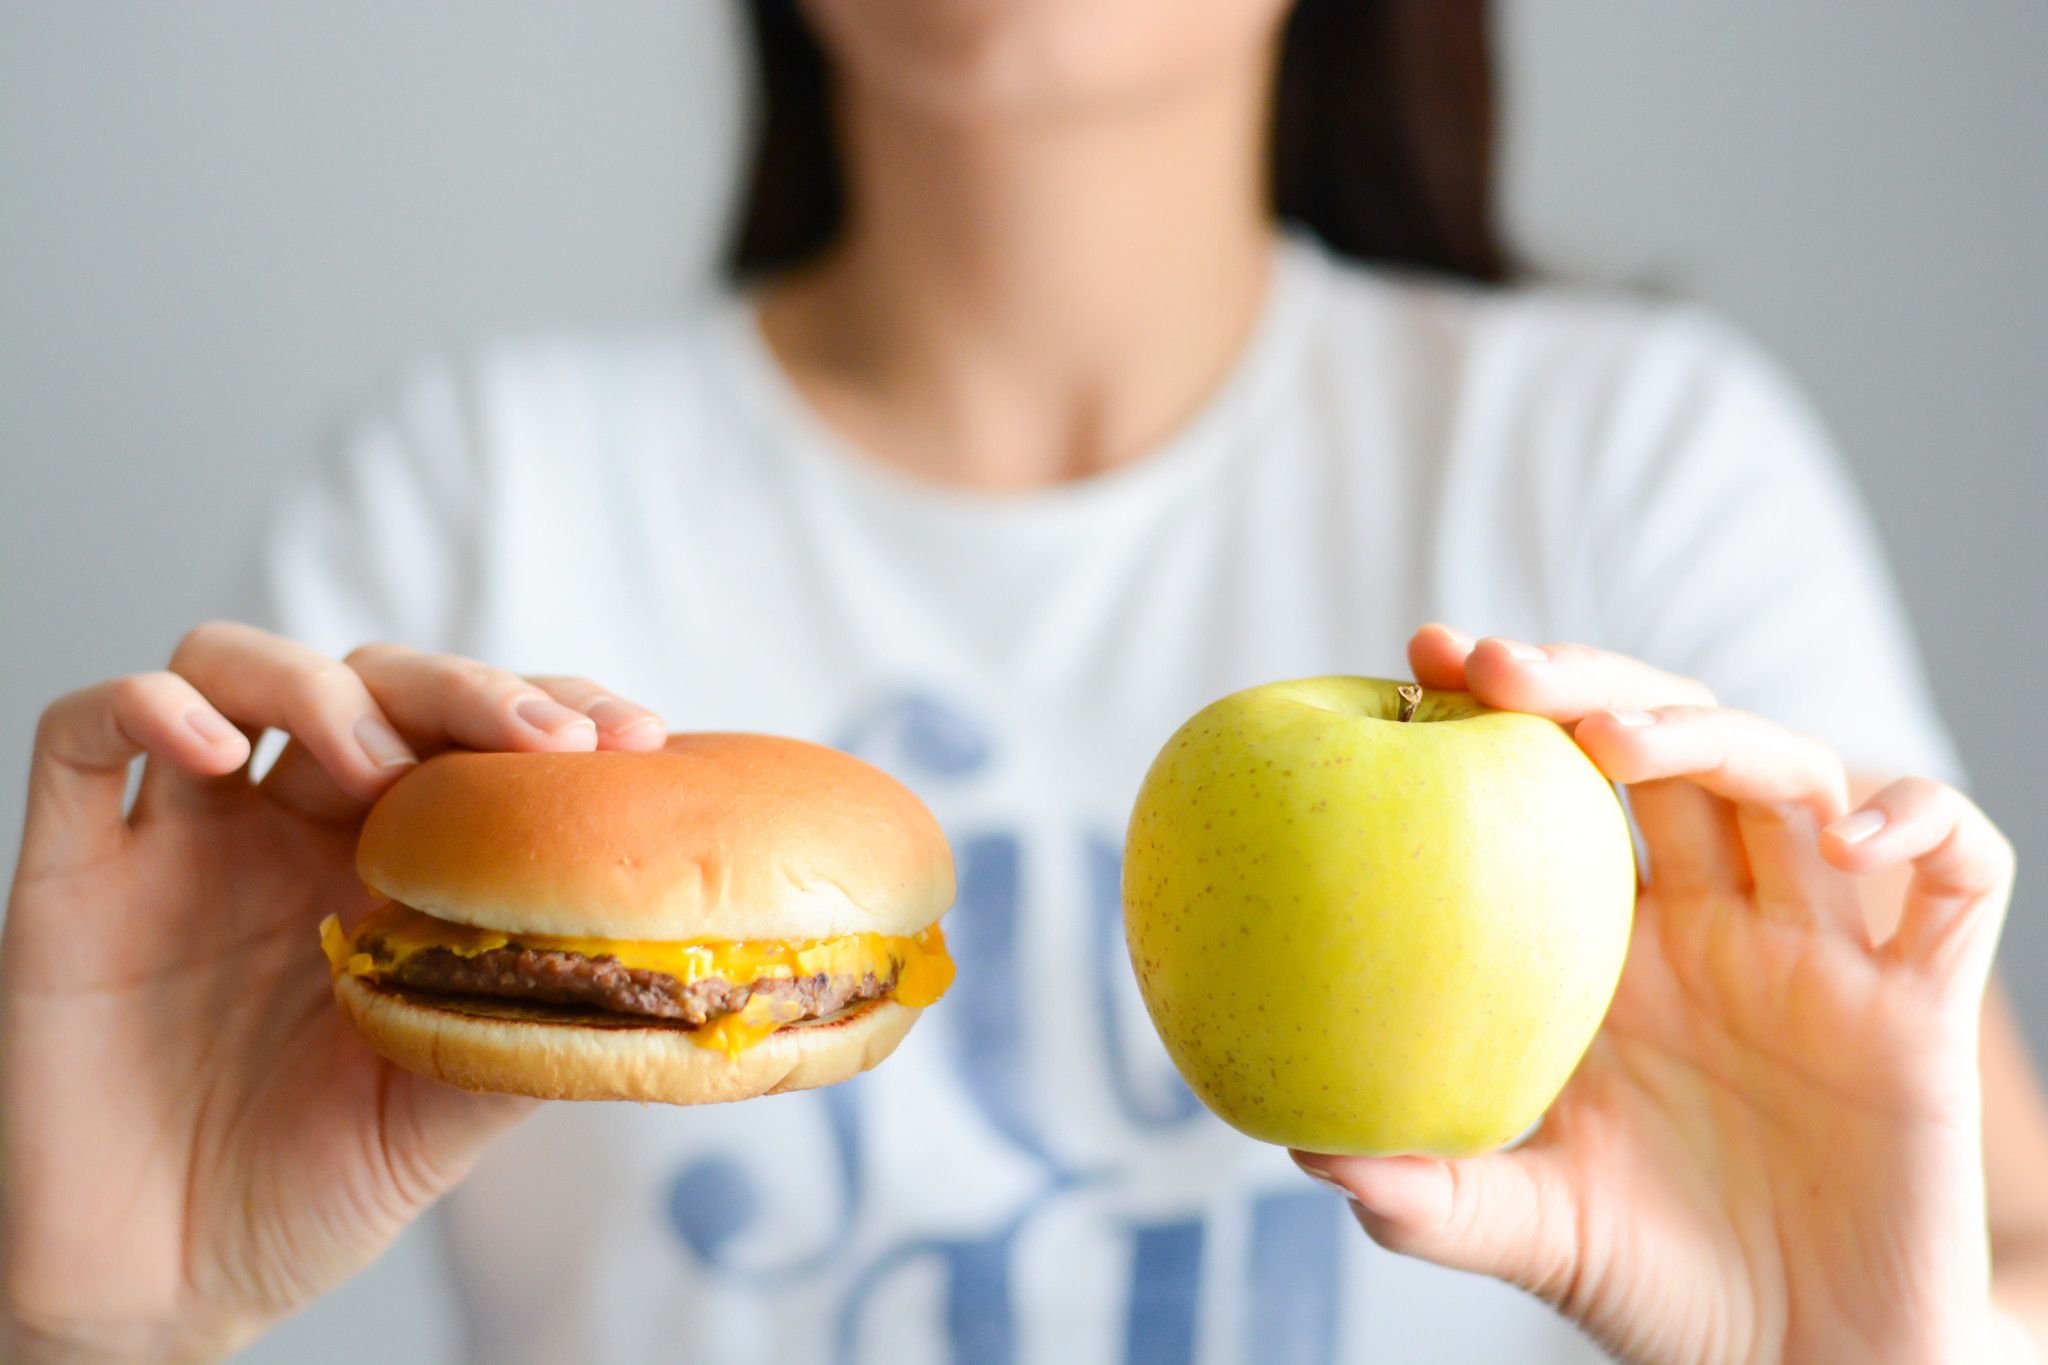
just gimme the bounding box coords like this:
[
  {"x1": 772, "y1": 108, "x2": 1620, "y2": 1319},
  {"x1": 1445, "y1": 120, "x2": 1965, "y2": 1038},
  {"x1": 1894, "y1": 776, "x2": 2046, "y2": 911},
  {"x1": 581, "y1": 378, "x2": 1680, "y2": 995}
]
[{"x1": 1123, "y1": 676, "x2": 1636, "y2": 1157}]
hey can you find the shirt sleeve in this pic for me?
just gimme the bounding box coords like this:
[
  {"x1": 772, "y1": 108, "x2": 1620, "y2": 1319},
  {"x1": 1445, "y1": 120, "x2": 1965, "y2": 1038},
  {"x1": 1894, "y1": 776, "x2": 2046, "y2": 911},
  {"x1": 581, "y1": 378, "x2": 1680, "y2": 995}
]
[
  {"x1": 1577, "y1": 311, "x2": 1964, "y2": 787},
  {"x1": 255, "y1": 360, "x2": 484, "y2": 657}
]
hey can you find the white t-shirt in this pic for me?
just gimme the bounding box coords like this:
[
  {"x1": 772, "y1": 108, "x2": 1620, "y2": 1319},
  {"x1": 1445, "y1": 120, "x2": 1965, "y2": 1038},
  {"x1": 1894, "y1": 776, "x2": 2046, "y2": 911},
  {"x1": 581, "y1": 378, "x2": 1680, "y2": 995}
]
[{"x1": 263, "y1": 234, "x2": 1959, "y2": 1365}]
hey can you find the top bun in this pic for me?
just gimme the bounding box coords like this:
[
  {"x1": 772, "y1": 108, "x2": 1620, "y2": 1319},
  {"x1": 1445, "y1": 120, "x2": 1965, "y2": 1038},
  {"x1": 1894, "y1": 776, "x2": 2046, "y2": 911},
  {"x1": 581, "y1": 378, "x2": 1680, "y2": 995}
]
[{"x1": 356, "y1": 733, "x2": 954, "y2": 942}]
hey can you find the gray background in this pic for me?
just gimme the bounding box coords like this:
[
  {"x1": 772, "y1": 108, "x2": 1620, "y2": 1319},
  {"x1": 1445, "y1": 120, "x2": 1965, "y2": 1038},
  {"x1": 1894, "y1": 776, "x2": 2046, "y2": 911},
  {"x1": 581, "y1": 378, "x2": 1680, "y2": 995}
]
[{"x1": 2, "y1": 3, "x2": 2043, "y2": 1361}]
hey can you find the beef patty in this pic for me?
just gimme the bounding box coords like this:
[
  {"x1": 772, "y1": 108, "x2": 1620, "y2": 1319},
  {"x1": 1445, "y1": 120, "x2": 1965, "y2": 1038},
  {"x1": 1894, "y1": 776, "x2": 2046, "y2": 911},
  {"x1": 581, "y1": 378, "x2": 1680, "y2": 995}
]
[{"x1": 362, "y1": 934, "x2": 897, "y2": 1025}]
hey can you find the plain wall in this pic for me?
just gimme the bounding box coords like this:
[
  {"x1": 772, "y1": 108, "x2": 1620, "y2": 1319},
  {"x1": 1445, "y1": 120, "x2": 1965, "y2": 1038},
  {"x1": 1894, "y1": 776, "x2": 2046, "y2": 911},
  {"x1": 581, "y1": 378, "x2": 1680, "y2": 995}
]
[{"x1": 2, "y1": 5, "x2": 2042, "y2": 1362}]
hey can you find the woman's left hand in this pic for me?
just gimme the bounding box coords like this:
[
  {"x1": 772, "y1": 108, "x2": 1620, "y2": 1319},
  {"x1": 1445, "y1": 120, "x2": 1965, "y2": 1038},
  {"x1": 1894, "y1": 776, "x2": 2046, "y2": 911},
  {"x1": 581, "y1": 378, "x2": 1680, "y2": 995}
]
[{"x1": 1294, "y1": 625, "x2": 2019, "y2": 1365}]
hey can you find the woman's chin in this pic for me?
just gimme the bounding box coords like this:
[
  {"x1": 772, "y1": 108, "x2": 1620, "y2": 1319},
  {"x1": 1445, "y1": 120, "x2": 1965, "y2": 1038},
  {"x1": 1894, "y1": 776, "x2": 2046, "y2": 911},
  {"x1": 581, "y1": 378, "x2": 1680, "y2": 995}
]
[{"x1": 803, "y1": 0, "x2": 1288, "y2": 125}]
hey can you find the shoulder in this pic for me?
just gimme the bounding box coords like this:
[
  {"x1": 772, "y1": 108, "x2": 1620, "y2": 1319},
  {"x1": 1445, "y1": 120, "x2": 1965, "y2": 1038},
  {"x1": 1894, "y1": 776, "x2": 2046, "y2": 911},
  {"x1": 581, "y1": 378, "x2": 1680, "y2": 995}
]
[
  {"x1": 355, "y1": 289, "x2": 747, "y2": 480},
  {"x1": 273, "y1": 290, "x2": 751, "y2": 571},
  {"x1": 1302, "y1": 242, "x2": 1852, "y2": 558},
  {"x1": 266, "y1": 292, "x2": 760, "y2": 653},
  {"x1": 1298, "y1": 236, "x2": 1809, "y2": 459}
]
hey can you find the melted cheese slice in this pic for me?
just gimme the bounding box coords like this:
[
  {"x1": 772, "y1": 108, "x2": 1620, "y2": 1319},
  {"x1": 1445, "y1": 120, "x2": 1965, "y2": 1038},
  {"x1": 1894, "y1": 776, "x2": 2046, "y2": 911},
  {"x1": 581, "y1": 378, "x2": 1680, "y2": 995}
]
[{"x1": 320, "y1": 902, "x2": 953, "y2": 1057}]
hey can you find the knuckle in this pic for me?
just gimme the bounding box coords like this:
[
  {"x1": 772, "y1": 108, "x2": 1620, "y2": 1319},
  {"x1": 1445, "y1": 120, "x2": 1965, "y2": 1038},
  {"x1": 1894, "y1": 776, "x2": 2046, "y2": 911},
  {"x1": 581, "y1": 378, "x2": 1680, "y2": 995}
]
[
  {"x1": 1350, "y1": 1203, "x2": 1421, "y2": 1254},
  {"x1": 107, "y1": 671, "x2": 171, "y2": 715},
  {"x1": 343, "y1": 640, "x2": 403, "y2": 670},
  {"x1": 1807, "y1": 736, "x2": 1849, "y2": 785},
  {"x1": 1649, "y1": 662, "x2": 1715, "y2": 707},
  {"x1": 444, "y1": 656, "x2": 520, "y2": 700},
  {"x1": 306, "y1": 655, "x2": 364, "y2": 696},
  {"x1": 279, "y1": 687, "x2": 347, "y2": 750},
  {"x1": 31, "y1": 695, "x2": 75, "y2": 749},
  {"x1": 285, "y1": 658, "x2": 369, "y2": 724},
  {"x1": 34, "y1": 681, "x2": 123, "y2": 762},
  {"x1": 170, "y1": 618, "x2": 241, "y2": 666},
  {"x1": 1658, "y1": 663, "x2": 1716, "y2": 706},
  {"x1": 1969, "y1": 802, "x2": 2018, "y2": 876},
  {"x1": 1900, "y1": 775, "x2": 1950, "y2": 810},
  {"x1": 1781, "y1": 718, "x2": 1825, "y2": 748}
]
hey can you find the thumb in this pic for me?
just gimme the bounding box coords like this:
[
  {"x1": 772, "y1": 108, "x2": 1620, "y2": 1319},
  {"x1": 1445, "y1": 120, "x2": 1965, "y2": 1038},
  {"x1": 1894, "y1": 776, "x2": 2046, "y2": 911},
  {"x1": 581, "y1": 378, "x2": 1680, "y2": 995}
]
[
  {"x1": 1290, "y1": 1149, "x2": 1581, "y2": 1307},
  {"x1": 377, "y1": 1069, "x2": 538, "y2": 1204}
]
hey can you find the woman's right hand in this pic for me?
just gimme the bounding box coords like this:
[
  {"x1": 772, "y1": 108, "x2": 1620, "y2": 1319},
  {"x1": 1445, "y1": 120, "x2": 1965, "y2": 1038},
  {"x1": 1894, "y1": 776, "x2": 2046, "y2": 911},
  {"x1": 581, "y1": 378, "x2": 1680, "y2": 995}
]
[{"x1": 1, "y1": 623, "x2": 667, "y2": 1362}]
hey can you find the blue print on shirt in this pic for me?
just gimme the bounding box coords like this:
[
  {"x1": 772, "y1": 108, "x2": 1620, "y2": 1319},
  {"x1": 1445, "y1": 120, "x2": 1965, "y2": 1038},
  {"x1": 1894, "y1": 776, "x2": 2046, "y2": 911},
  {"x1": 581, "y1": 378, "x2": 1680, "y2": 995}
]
[
  {"x1": 835, "y1": 1216, "x2": 1024, "y2": 1365},
  {"x1": 665, "y1": 1085, "x2": 865, "y2": 1284},
  {"x1": 664, "y1": 688, "x2": 1344, "y2": 1362},
  {"x1": 946, "y1": 831, "x2": 1063, "y2": 1168},
  {"x1": 1086, "y1": 831, "x2": 1204, "y2": 1130},
  {"x1": 1127, "y1": 1220, "x2": 1204, "y2": 1365}
]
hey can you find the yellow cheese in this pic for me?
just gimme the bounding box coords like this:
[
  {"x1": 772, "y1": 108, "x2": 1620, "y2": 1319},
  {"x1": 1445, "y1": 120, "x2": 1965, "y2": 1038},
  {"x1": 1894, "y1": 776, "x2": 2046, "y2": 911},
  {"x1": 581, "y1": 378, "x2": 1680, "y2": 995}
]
[
  {"x1": 319, "y1": 914, "x2": 352, "y2": 974},
  {"x1": 697, "y1": 993, "x2": 806, "y2": 1060},
  {"x1": 321, "y1": 903, "x2": 954, "y2": 1053}
]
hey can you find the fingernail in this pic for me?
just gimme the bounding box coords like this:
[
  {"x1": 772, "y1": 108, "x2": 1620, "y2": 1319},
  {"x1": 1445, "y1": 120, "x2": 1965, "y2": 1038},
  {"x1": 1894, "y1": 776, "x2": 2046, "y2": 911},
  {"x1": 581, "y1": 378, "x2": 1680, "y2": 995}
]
[
  {"x1": 1430, "y1": 623, "x2": 1475, "y2": 650},
  {"x1": 516, "y1": 695, "x2": 598, "y2": 737},
  {"x1": 1495, "y1": 638, "x2": 1547, "y2": 662},
  {"x1": 1607, "y1": 708, "x2": 1659, "y2": 728},
  {"x1": 353, "y1": 715, "x2": 416, "y2": 769},
  {"x1": 585, "y1": 697, "x2": 662, "y2": 736},
  {"x1": 184, "y1": 705, "x2": 241, "y2": 747},
  {"x1": 1826, "y1": 808, "x2": 1887, "y2": 844},
  {"x1": 1293, "y1": 1159, "x2": 1354, "y2": 1198}
]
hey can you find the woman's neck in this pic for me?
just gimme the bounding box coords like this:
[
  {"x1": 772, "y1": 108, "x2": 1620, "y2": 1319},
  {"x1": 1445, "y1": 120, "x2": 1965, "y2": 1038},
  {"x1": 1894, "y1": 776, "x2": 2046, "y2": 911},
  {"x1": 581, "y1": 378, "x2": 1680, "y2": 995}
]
[{"x1": 756, "y1": 56, "x2": 1276, "y2": 493}]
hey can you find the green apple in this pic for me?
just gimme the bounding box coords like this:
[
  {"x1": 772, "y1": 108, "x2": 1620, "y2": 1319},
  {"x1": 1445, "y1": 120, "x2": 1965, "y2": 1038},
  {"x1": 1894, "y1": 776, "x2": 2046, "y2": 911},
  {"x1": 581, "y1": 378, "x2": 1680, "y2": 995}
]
[{"x1": 1123, "y1": 676, "x2": 1636, "y2": 1157}]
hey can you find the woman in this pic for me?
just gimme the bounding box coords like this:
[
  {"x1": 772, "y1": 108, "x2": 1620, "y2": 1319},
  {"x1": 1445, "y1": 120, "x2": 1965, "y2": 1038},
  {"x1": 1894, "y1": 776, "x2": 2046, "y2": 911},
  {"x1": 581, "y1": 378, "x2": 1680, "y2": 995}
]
[{"x1": 6, "y1": 1, "x2": 2047, "y2": 1360}]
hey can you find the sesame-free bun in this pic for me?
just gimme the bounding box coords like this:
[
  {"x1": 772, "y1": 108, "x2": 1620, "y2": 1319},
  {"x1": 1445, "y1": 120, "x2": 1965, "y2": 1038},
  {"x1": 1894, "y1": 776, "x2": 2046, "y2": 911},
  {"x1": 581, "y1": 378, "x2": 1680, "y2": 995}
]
[
  {"x1": 356, "y1": 733, "x2": 954, "y2": 942},
  {"x1": 335, "y1": 974, "x2": 921, "y2": 1105}
]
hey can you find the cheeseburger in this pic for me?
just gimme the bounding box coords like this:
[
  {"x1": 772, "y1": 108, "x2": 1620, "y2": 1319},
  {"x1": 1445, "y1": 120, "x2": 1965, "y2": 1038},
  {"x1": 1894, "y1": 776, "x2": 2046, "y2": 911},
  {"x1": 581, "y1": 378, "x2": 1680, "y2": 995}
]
[{"x1": 319, "y1": 733, "x2": 955, "y2": 1105}]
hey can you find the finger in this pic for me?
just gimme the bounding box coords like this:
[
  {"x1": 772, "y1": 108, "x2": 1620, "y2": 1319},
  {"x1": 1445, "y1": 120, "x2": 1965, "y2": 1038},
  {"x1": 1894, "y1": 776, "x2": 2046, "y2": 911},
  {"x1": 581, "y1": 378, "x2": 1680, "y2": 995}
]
[
  {"x1": 341, "y1": 643, "x2": 601, "y2": 754},
  {"x1": 1406, "y1": 623, "x2": 1478, "y2": 692},
  {"x1": 1462, "y1": 638, "x2": 1716, "y2": 725},
  {"x1": 1578, "y1": 706, "x2": 1857, "y2": 927},
  {"x1": 260, "y1": 645, "x2": 619, "y2": 816},
  {"x1": 151, "y1": 623, "x2": 418, "y2": 817},
  {"x1": 255, "y1": 741, "x2": 388, "y2": 824},
  {"x1": 1623, "y1": 779, "x2": 1751, "y2": 897},
  {"x1": 379, "y1": 1068, "x2": 538, "y2": 1198},
  {"x1": 525, "y1": 675, "x2": 667, "y2": 751},
  {"x1": 19, "y1": 674, "x2": 251, "y2": 879},
  {"x1": 1825, "y1": 779, "x2": 2015, "y2": 989},
  {"x1": 1292, "y1": 1149, "x2": 1581, "y2": 1311},
  {"x1": 1575, "y1": 706, "x2": 1850, "y2": 825},
  {"x1": 1406, "y1": 631, "x2": 1748, "y2": 896}
]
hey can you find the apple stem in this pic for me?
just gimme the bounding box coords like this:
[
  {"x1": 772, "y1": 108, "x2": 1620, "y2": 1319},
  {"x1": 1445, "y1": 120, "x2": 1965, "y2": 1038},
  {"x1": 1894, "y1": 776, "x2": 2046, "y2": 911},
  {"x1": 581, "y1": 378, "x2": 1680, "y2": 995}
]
[{"x1": 1397, "y1": 684, "x2": 1423, "y2": 723}]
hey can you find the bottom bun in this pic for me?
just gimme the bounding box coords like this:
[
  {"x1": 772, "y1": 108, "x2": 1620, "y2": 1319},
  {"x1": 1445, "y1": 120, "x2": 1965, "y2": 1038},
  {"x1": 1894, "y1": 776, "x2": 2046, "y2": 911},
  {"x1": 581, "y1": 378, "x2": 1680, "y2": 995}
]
[{"x1": 333, "y1": 974, "x2": 921, "y2": 1105}]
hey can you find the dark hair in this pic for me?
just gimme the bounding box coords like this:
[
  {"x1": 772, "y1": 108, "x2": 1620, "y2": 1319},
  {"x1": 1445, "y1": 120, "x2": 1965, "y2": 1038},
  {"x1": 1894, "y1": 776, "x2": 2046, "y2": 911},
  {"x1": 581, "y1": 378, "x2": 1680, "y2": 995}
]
[{"x1": 728, "y1": 0, "x2": 1507, "y2": 285}]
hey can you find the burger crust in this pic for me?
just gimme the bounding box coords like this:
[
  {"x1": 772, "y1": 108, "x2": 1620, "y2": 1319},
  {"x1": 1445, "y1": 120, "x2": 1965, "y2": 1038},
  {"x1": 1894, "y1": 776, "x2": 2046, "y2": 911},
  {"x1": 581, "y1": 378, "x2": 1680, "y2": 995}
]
[
  {"x1": 354, "y1": 733, "x2": 954, "y2": 942},
  {"x1": 335, "y1": 973, "x2": 922, "y2": 1105}
]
